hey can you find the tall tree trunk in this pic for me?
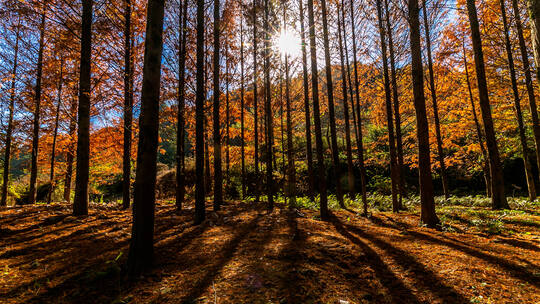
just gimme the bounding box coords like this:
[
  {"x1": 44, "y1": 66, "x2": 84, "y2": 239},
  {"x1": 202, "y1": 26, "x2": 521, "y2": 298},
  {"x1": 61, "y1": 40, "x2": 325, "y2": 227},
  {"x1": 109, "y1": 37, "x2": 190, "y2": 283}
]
[
  {"x1": 463, "y1": 39, "x2": 492, "y2": 198},
  {"x1": 213, "y1": 0, "x2": 223, "y2": 211},
  {"x1": 226, "y1": 52, "x2": 230, "y2": 185},
  {"x1": 466, "y1": 0, "x2": 509, "y2": 209},
  {"x1": 253, "y1": 0, "x2": 260, "y2": 202},
  {"x1": 422, "y1": 0, "x2": 449, "y2": 199},
  {"x1": 29, "y1": 10, "x2": 47, "y2": 205},
  {"x1": 337, "y1": 4, "x2": 354, "y2": 197},
  {"x1": 348, "y1": 0, "x2": 367, "y2": 215},
  {"x1": 240, "y1": 16, "x2": 246, "y2": 199},
  {"x1": 126, "y1": 0, "x2": 166, "y2": 276},
  {"x1": 513, "y1": 0, "x2": 540, "y2": 178},
  {"x1": 1, "y1": 20, "x2": 20, "y2": 207},
  {"x1": 122, "y1": 0, "x2": 134, "y2": 210},
  {"x1": 499, "y1": 0, "x2": 536, "y2": 201},
  {"x1": 64, "y1": 97, "x2": 77, "y2": 203},
  {"x1": 195, "y1": 0, "x2": 206, "y2": 224},
  {"x1": 384, "y1": 0, "x2": 406, "y2": 205},
  {"x1": 527, "y1": 0, "x2": 540, "y2": 84},
  {"x1": 264, "y1": 0, "x2": 274, "y2": 211},
  {"x1": 307, "y1": 0, "x2": 328, "y2": 219},
  {"x1": 298, "y1": 0, "x2": 314, "y2": 200},
  {"x1": 376, "y1": 0, "x2": 399, "y2": 212},
  {"x1": 320, "y1": 0, "x2": 343, "y2": 208},
  {"x1": 408, "y1": 0, "x2": 439, "y2": 227},
  {"x1": 48, "y1": 58, "x2": 64, "y2": 205},
  {"x1": 73, "y1": 0, "x2": 93, "y2": 215},
  {"x1": 176, "y1": 0, "x2": 188, "y2": 210}
]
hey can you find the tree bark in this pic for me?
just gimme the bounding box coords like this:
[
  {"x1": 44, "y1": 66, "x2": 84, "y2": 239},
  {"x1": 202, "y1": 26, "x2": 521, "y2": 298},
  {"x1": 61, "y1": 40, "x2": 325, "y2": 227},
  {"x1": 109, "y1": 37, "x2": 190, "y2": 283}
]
[
  {"x1": 122, "y1": 0, "x2": 134, "y2": 210},
  {"x1": 527, "y1": 0, "x2": 540, "y2": 83},
  {"x1": 240, "y1": 16, "x2": 246, "y2": 199},
  {"x1": 127, "y1": 0, "x2": 166, "y2": 276},
  {"x1": 213, "y1": 0, "x2": 223, "y2": 211},
  {"x1": 176, "y1": 0, "x2": 188, "y2": 210},
  {"x1": 466, "y1": 0, "x2": 509, "y2": 209},
  {"x1": 264, "y1": 0, "x2": 274, "y2": 211},
  {"x1": 64, "y1": 97, "x2": 77, "y2": 203},
  {"x1": 48, "y1": 58, "x2": 64, "y2": 205},
  {"x1": 253, "y1": 0, "x2": 260, "y2": 202}
]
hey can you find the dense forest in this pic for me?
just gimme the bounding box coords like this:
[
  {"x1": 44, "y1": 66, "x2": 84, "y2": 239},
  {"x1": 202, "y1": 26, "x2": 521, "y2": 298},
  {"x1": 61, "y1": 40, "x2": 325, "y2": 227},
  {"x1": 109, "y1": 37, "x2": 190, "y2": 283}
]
[{"x1": 0, "y1": 0, "x2": 539, "y2": 302}]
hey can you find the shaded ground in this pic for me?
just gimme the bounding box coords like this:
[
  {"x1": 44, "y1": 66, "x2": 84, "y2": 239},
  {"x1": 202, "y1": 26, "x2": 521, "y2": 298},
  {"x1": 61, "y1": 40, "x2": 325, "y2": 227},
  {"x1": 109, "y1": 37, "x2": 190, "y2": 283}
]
[{"x1": 0, "y1": 200, "x2": 539, "y2": 303}]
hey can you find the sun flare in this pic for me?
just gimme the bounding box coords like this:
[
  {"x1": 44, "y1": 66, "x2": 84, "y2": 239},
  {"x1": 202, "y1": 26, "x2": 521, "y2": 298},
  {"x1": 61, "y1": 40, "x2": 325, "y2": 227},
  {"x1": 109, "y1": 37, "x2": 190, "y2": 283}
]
[{"x1": 275, "y1": 30, "x2": 301, "y2": 58}]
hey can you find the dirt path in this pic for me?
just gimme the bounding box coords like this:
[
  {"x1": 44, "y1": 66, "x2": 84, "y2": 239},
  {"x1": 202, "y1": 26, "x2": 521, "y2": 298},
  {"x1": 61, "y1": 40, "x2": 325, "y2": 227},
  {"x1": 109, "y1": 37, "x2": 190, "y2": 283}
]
[{"x1": 1, "y1": 202, "x2": 538, "y2": 303}]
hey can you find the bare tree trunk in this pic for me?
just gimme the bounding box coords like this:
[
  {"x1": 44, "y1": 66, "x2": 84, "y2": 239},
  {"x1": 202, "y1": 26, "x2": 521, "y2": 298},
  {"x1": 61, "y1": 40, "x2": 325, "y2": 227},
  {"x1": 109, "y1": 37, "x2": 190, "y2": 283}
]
[
  {"x1": 384, "y1": 0, "x2": 406, "y2": 205},
  {"x1": 252, "y1": 0, "x2": 260, "y2": 202},
  {"x1": 466, "y1": 0, "x2": 509, "y2": 209},
  {"x1": 422, "y1": 0, "x2": 449, "y2": 199},
  {"x1": 73, "y1": 0, "x2": 93, "y2": 215},
  {"x1": 127, "y1": 0, "x2": 166, "y2": 276},
  {"x1": 122, "y1": 0, "x2": 134, "y2": 210},
  {"x1": 29, "y1": 10, "x2": 47, "y2": 205},
  {"x1": 307, "y1": 0, "x2": 328, "y2": 219},
  {"x1": 225, "y1": 47, "x2": 230, "y2": 184},
  {"x1": 299, "y1": 0, "x2": 315, "y2": 200},
  {"x1": 499, "y1": 0, "x2": 536, "y2": 201},
  {"x1": 213, "y1": 0, "x2": 223, "y2": 211},
  {"x1": 64, "y1": 97, "x2": 77, "y2": 203},
  {"x1": 514, "y1": 0, "x2": 540, "y2": 179},
  {"x1": 48, "y1": 58, "x2": 64, "y2": 205},
  {"x1": 240, "y1": 16, "x2": 246, "y2": 199},
  {"x1": 408, "y1": 0, "x2": 439, "y2": 227},
  {"x1": 376, "y1": 0, "x2": 399, "y2": 212},
  {"x1": 1, "y1": 20, "x2": 20, "y2": 207},
  {"x1": 176, "y1": 0, "x2": 188, "y2": 210},
  {"x1": 195, "y1": 0, "x2": 206, "y2": 224},
  {"x1": 264, "y1": 0, "x2": 274, "y2": 211},
  {"x1": 527, "y1": 0, "x2": 540, "y2": 83}
]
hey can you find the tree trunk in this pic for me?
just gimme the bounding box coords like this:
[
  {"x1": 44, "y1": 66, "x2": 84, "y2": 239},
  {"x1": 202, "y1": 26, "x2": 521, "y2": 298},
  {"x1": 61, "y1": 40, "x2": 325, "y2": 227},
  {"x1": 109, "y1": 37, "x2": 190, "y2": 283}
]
[
  {"x1": 73, "y1": 0, "x2": 93, "y2": 215},
  {"x1": 527, "y1": 0, "x2": 540, "y2": 83},
  {"x1": 176, "y1": 0, "x2": 188, "y2": 210},
  {"x1": 264, "y1": 0, "x2": 274, "y2": 211},
  {"x1": 307, "y1": 0, "x2": 328, "y2": 219},
  {"x1": 64, "y1": 97, "x2": 77, "y2": 203},
  {"x1": 126, "y1": 0, "x2": 166, "y2": 276},
  {"x1": 299, "y1": 0, "x2": 315, "y2": 200},
  {"x1": 122, "y1": 0, "x2": 134, "y2": 210},
  {"x1": 29, "y1": 10, "x2": 47, "y2": 205},
  {"x1": 422, "y1": 0, "x2": 449, "y2": 199},
  {"x1": 195, "y1": 0, "x2": 206, "y2": 224},
  {"x1": 499, "y1": 0, "x2": 536, "y2": 201},
  {"x1": 514, "y1": 0, "x2": 540, "y2": 179},
  {"x1": 407, "y1": 0, "x2": 439, "y2": 227},
  {"x1": 384, "y1": 0, "x2": 406, "y2": 205},
  {"x1": 240, "y1": 16, "x2": 246, "y2": 199},
  {"x1": 466, "y1": 0, "x2": 509, "y2": 209},
  {"x1": 48, "y1": 58, "x2": 64, "y2": 205},
  {"x1": 213, "y1": 0, "x2": 223, "y2": 211},
  {"x1": 253, "y1": 0, "x2": 260, "y2": 202},
  {"x1": 1, "y1": 20, "x2": 20, "y2": 207},
  {"x1": 376, "y1": 0, "x2": 399, "y2": 212}
]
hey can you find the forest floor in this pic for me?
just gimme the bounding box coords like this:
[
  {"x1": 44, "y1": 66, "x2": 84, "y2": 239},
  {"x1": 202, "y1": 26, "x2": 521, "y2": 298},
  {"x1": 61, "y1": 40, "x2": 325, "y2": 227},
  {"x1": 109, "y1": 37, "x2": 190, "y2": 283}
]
[{"x1": 0, "y1": 197, "x2": 539, "y2": 304}]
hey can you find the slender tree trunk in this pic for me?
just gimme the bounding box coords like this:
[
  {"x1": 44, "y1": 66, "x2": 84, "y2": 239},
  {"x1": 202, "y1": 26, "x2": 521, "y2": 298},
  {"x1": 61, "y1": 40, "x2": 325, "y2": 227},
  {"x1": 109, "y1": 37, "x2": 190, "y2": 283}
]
[
  {"x1": 176, "y1": 0, "x2": 188, "y2": 210},
  {"x1": 499, "y1": 0, "x2": 536, "y2": 201},
  {"x1": 466, "y1": 0, "x2": 509, "y2": 209},
  {"x1": 1, "y1": 21, "x2": 20, "y2": 207},
  {"x1": 320, "y1": 0, "x2": 343, "y2": 208},
  {"x1": 422, "y1": 0, "x2": 449, "y2": 199},
  {"x1": 73, "y1": 0, "x2": 93, "y2": 215},
  {"x1": 122, "y1": 0, "x2": 134, "y2": 210},
  {"x1": 264, "y1": 0, "x2": 274, "y2": 211},
  {"x1": 48, "y1": 58, "x2": 63, "y2": 205},
  {"x1": 253, "y1": 0, "x2": 260, "y2": 202},
  {"x1": 195, "y1": 0, "x2": 206, "y2": 224},
  {"x1": 527, "y1": 0, "x2": 540, "y2": 84},
  {"x1": 463, "y1": 40, "x2": 492, "y2": 198},
  {"x1": 29, "y1": 10, "x2": 47, "y2": 205},
  {"x1": 408, "y1": 0, "x2": 439, "y2": 227},
  {"x1": 298, "y1": 0, "x2": 314, "y2": 200},
  {"x1": 348, "y1": 0, "x2": 367, "y2": 215},
  {"x1": 384, "y1": 0, "x2": 406, "y2": 205},
  {"x1": 226, "y1": 53, "x2": 230, "y2": 185},
  {"x1": 64, "y1": 97, "x2": 77, "y2": 203},
  {"x1": 213, "y1": 0, "x2": 223, "y2": 211},
  {"x1": 376, "y1": 0, "x2": 399, "y2": 212},
  {"x1": 240, "y1": 16, "x2": 246, "y2": 199},
  {"x1": 307, "y1": 0, "x2": 328, "y2": 219},
  {"x1": 127, "y1": 0, "x2": 166, "y2": 276},
  {"x1": 337, "y1": 5, "x2": 354, "y2": 197},
  {"x1": 513, "y1": 0, "x2": 540, "y2": 178}
]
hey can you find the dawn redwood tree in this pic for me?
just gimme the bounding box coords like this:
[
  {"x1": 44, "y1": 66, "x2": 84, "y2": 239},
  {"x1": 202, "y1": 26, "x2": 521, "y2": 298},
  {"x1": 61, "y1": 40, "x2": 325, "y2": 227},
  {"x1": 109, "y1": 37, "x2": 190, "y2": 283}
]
[
  {"x1": 307, "y1": 0, "x2": 328, "y2": 219},
  {"x1": 422, "y1": 0, "x2": 449, "y2": 199},
  {"x1": 29, "y1": 9, "x2": 47, "y2": 205},
  {"x1": 195, "y1": 0, "x2": 206, "y2": 224},
  {"x1": 263, "y1": 0, "x2": 274, "y2": 211},
  {"x1": 240, "y1": 14, "x2": 246, "y2": 198},
  {"x1": 513, "y1": 0, "x2": 540, "y2": 175},
  {"x1": 376, "y1": 0, "x2": 399, "y2": 212},
  {"x1": 499, "y1": 0, "x2": 536, "y2": 201},
  {"x1": 466, "y1": 0, "x2": 509, "y2": 209},
  {"x1": 48, "y1": 58, "x2": 64, "y2": 205},
  {"x1": 122, "y1": 0, "x2": 134, "y2": 210},
  {"x1": 127, "y1": 0, "x2": 166, "y2": 276},
  {"x1": 0, "y1": 18, "x2": 20, "y2": 207},
  {"x1": 407, "y1": 0, "x2": 439, "y2": 227},
  {"x1": 73, "y1": 0, "x2": 93, "y2": 216},
  {"x1": 252, "y1": 0, "x2": 260, "y2": 202},
  {"x1": 213, "y1": 0, "x2": 223, "y2": 211},
  {"x1": 176, "y1": 0, "x2": 188, "y2": 210},
  {"x1": 298, "y1": 0, "x2": 314, "y2": 200}
]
